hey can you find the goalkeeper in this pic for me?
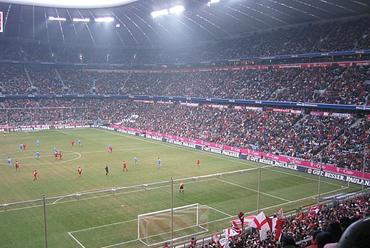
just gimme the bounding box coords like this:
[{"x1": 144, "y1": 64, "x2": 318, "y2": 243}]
[{"x1": 179, "y1": 182, "x2": 184, "y2": 193}]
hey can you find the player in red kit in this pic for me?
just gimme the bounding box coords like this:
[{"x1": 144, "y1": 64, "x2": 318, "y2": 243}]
[
  {"x1": 59, "y1": 151, "x2": 63, "y2": 160},
  {"x1": 15, "y1": 160, "x2": 20, "y2": 171},
  {"x1": 33, "y1": 170, "x2": 38, "y2": 181},
  {"x1": 77, "y1": 166, "x2": 82, "y2": 176},
  {"x1": 71, "y1": 140, "x2": 75, "y2": 146},
  {"x1": 23, "y1": 144, "x2": 27, "y2": 150},
  {"x1": 196, "y1": 159, "x2": 200, "y2": 168},
  {"x1": 107, "y1": 144, "x2": 112, "y2": 153},
  {"x1": 122, "y1": 161, "x2": 128, "y2": 172}
]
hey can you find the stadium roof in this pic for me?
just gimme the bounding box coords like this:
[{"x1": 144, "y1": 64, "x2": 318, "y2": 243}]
[{"x1": 0, "y1": 0, "x2": 369, "y2": 48}]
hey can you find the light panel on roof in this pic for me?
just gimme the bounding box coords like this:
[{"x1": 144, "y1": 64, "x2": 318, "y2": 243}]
[
  {"x1": 169, "y1": 5, "x2": 185, "y2": 15},
  {"x1": 151, "y1": 9, "x2": 169, "y2": 18},
  {"x1": 0, "y1": 0, "x2": 137, "y2": 8},
  {"x1": 48, "y1": 16, "x2": 66, "y2": 21},
  {"x1": 73, "y1": 18, "x2": 90, "y2": 22},
  {"x1": 95, "y1": 17, "x2": 114, "y2": 23}
]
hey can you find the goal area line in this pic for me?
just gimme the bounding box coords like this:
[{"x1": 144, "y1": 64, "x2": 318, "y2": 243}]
[
  {"x1": 68, "y1": 203, "x2": 230, "y2": 248},
  {"x1": 138, "y1": 225, "x2": 209, "y2": 247},
  {"x1": 67, "y1": 185, "x2": 347, "y2": 248}
]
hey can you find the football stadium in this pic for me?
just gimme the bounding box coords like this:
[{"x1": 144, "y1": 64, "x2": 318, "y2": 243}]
[{"x1": 0, "y1": 1, "x2": 369, "y2": 248}]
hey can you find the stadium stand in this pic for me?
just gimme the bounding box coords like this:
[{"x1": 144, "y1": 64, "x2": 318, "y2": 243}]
[
  {"x1": 0, "y1": 64, "x2": 369, "y2": 105},
  {"x1": 0, "y1": 100, "x2": 368, "y2": 172},
  {"x1": 0, "y1": 3, "x2": 369, "y2": 247},
  {"x1": 178, "y1": 193, "x2": 369, "y2": 248}
]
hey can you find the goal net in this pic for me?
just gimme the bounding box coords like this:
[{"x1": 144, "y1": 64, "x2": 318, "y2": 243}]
[{"x1": 138, "y1": 203, "x2": 209, "y2": 246}]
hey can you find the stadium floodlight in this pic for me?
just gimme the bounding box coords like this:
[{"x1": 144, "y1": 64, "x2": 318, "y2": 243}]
[
  {"x1": 94, "y1": 17, "x2": 114, "y2": 23},
  {"x1": 115, "y1": 23, "x2": 121, "y2": 28},
  {"x1": 151, "y1": 9, "x2": 169, "y2": 18},
  {"x1": 73, "y1": 17, "x2": 90, "y2": 22},
  {"x1": 169, "y1": 5, "x2": 185, "y2": 15},
  {"x1": 48, "y1": 16, "x2": 66, "y2": 21},
  {"x1": 207, "y1": 0, "x2": 220, "y2": 6}
]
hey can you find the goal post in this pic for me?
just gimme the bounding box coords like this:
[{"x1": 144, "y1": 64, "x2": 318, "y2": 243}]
[{"x1": 137, "y1": 203, "x2": 209, "y2": 246}]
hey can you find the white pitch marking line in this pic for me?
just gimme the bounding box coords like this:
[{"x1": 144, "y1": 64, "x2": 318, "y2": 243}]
[
  {"x1": 251, "y1": 186, "x2": 349, "y2": 214},
  {"x1": 70, "y1": 219, "x2": 137, "y2": 234},
  {"x1": 0, "y1": 147, "x2": 156, "y2": 161},
  {"x1": 72, "y1": 186, "x2": 349, "y2": 248},
  {"x1": 216, "y1": 178, "x2": 290, "y2": 202},
  {"x1": 203, "y1": 204, "x2": 233, "y2": 217},
  {"x1": 98, "y1": 128, "x2": 255, "y2": 167},
  {"x1": 0, "y1": 151, "x2": 82, "y2": 166},
  {"x1": 99, "y1": 128, "x2": 351, "y2": 189},
  {"x1": 100, "y1": 239, "x2": 139, "y2": 248},
  {"x1": 0, "y1": 184, "x2": 170, "y2": 213},
  {"x1": 68, "y1": 232, "x2": 87, "y2": 248},
  {"x1": 265, "y1": 167, "x2": 344, "y2": 187}
]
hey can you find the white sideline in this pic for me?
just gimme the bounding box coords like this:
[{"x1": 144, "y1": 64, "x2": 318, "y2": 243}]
[
  {"x1": 265, "y1": 167, "x2": 343, "y2": 187},
  {"x1": 0, "y1": 184, "x2": 170, "y2": 213},
  {"x1": 0, "y1": 166, "x2": 267, "y2": 213},
  {"x1": 98, "y1": 128, "x2": 255, "y2": 167},
  {"x1": 0, "y1": 162, "x2": 349, "y2": 214},
  {"x1": 100, "y1": 128, "x2": 350, "y2": 188},
  {"x1": 216, "y1": 178, "x2": 290, "y2": 202}
]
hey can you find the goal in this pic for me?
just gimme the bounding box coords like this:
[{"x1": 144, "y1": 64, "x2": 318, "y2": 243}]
[{"x1": 138, "y1": 203, "x2": 209, "y2": 246}]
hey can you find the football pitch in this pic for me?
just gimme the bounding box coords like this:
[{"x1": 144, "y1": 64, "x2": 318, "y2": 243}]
[{"x1": 0, "y1": 128, "x2": 361, "y2": 248}]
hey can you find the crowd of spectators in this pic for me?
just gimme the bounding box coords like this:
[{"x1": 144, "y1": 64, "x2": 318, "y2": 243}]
[
  {"x1": 0, "y1": 100, "x2": 368, "y2": 172},
  {"x1": 0, "y1": 17, "x2": 369, "y2": 64},
  {"x1": 0, "y1": 64, "x2": 30, "y2": 95},
  {"x1": 198, "y1": 193, "x2": 369, "y2": 248},
  {"x1": 0, "y1": 64, "x2": 369, "y2": 105},
  {"x1": 321, "y1": 119, "x2": 370, "y2": 172}
]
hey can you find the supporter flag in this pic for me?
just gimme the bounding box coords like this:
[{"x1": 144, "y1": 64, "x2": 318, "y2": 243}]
[
  {"x1": 0, "y1": 11, "x2": 3, "y2": 33},
  {"x1": 219, "y1": 238, "x2": 229, "y2": 248},
  {"x1": 250, "y1": 211, "x2": 270, "y2": 240},
  {"x1": 223, "y1": 228, "x2": 238, "y2": 239},
  {"x1": 308, "y1": 205, "x2": 322, "y2": 217},
  {"x1": 274, "y1": 218, "x2": 285, "y2": 241},
  {"x1": 274, "y1": 208, "x2": 285, "y2": 241},
  {"x1": 231, "y1": 218, "x2": 243, "y2": 234},
  {"x1": 212, "y1": 233, "x2": 220, "y2": 244}
]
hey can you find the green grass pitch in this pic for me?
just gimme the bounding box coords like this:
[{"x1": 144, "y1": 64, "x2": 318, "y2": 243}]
[{"x1": 0, "y1": 128, "x2": 361, "y2": 248}]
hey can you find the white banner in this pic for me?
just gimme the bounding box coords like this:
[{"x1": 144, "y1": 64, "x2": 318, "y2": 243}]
[{"x1": 0, "y1": 11, "x2": 3, "y2": 33}]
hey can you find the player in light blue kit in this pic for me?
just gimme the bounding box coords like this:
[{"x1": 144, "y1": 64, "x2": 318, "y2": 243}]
[
  {"x1": 77, "y1": 139, "x2": 82, "y2": 146},
  {"x1": 35, "y1": 151, "x2": 40, "y2": 160},
  {"x1": 18, "y1": 144, "x2": 23, "y2": 151},
  {"x1": 156, "y1": 157, "x2": 161, "y2": 169},
  {"x1": 7, "y1": 157, "x2": 12, "y2": 167},
  {"x1": 133, "y1": 157, "x2": 138, "y2": 166}
]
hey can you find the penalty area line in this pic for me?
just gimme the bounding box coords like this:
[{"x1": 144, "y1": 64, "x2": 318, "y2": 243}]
[
  {"x1": 68, "y1": 232, "x2": 87, "y2": 248},
  {"x1": 216, "y1": 178, "x2": 290, "y2": 202}
]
